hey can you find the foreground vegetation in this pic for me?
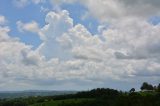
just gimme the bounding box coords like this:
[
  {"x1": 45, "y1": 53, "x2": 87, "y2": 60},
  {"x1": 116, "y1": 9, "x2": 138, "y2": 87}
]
[
  {"x1": 0, "y1": 82, "x2": 160, "y2": 106},
  {"x1": 30, "y1": 98, "x2": 94, "y2": 106}
]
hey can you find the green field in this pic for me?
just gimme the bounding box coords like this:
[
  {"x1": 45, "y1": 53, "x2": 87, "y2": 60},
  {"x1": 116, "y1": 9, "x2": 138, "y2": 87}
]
[{"x1": 30, "y1": 98, "x2": 93, "y2": 106}]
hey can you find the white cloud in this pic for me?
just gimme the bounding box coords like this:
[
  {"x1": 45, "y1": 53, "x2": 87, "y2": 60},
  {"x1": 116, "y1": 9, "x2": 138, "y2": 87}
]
[
  {"x1": 17, "y1": 21, "x2": 40, "y2": 33},
  {"x1": 0, "y1": 15, "x2": 7, "y2": 25},
  {"x1": 32, "y1": 0, "x2": 46, "y2": 4},
  {"x1": 0, "y1": 26, "x2": 10, "y2": 41},
  {"x1": 80, "y1": 0, "x2": 160, "y2": 22},
  {"x1": 37, "y1": 10, "x2": 73, "y2": 60},
  {"x1": 50, "y1": 0, "x2": 160, "y2": 23},
  {"x1": 21, "y1": 50, "x2": 44, "y2": 66},
  {"x1": 103, "y1": 18, "x2": 160, "y2": 60},
  {"x1": 1, "y1": 8, "x2": 160, "y2": 90},
  {"x1": 40, "y1": 6, "x2": 49, "y2": 13},
  {"x1": 37, "y1": 10, "x2": 160, "y2": 85},
  {"x1": 50, "y1": 0, "x2": 76, "y2": 5},
  {"x1": 0, "y1": 10, "x2": 116, "y2": 90},
  {"x1": 13, "y1": 0, "x2": 46, "y2": 8}
]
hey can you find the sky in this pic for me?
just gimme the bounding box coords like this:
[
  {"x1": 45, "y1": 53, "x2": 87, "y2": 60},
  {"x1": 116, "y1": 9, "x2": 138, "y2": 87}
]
[{"x1": 0, "y1": 0, "x2": 160, "y2": 91}]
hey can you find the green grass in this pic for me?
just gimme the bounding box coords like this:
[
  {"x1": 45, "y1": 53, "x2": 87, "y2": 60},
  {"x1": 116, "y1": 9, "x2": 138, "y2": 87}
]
[
  {"x1": 30, "y1": 98, "x2": 93, "y2": 106},
  {"x1": 139, "y1": 91, "x2": 158, "y2": 96}
]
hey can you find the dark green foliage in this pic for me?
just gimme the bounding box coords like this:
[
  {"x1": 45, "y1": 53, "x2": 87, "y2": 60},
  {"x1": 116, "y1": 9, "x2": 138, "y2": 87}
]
[
  {"x1": 1, "y1": 82, "x2": 160, "y2": 106},
  {"x1": 129, "y1": 88, "x2": 135, "y2": 93},
  {"x1": 75, "y1": 88, "x2": 119, "y2": 98},
  {"x1": 157, "y1": 83, "x2": 160, "y2": 92},
  {"x1": 59, "y1": 92, "x2": 160, "y2": 106},
  {"x1": 141, "y1": 82, "x2": 153, "y2": 91}
]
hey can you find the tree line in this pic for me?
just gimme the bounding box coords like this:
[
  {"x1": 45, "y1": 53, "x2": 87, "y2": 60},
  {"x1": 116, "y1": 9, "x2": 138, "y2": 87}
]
[
  {"x1": 140, "y1": 82, "x2": 160, "y2": 91},
  {"x1": 0, "y1": 82, "x2": 160, "y2": 106}
]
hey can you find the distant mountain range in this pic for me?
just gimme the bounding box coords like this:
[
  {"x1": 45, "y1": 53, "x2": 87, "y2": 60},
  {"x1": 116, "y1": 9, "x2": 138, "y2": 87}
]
[{"x1": 0, "y1": 90, "x2": 77, "y2": 99}]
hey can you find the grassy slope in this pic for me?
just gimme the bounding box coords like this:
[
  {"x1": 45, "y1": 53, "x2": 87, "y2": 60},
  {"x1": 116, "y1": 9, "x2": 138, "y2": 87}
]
[
  {"x1": 30, "y1": 98, "x2": 93, "y2": 106},
  {"x1": 30, "y1": 92, "x2": 160, "y2": 106},
  {"x1": 139, "y1": 91, "x2": 158, "y2": 96}
]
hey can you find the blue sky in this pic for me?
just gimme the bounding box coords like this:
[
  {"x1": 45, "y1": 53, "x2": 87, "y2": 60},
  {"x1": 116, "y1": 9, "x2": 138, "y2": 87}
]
[
  {"x1": 0, "y1": 0, "x2": 99, "y2": 49},
  {"x1": 0, "y1": 0, "x2": 160, "y2": 91},
  {"x1": 0, "y1": 0, "x2": 45, "y2": 48},
  {"x1": 0, "y1": 0, "x2": 159, "y2": 48},
  {"x1": 149, "y1": 16, "x2": 160, "y2": 25}
]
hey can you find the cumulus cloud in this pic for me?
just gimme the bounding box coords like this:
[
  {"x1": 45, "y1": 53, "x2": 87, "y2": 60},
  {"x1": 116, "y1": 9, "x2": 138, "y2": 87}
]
[
  {"x1": 21, "y1": 50, "x2": 44, "y2": 66},
  {"x1": 17, "y1": 21, "x2": 40, "y2": 33},
  {"x1": 0, "y1": 15, "x2": 7, "y2": 25},
  {"x1": 36, "y1": 9, "x2": 160, "y2": 84},
  {"x1": 37, "y1": 10, "x2": 73, "y2": 60},
  {"x1": 0, "y1": 10, "x2": 117, "y2": 90},
  {"x1": 81, "y1": 0, "x2": 160, "y2": 22},
  {"x1": 0, "y1": 26, "x2": 32, "y2": 83},
  {"x1": 50, "y1": 0, "x2": 160, "y2": 23},
  {"x1": 1, "y1": 4, "x2": 160, "y2": 90},
  {"x1": 32, "y1": 0, "x2": 46, "y2": 4},
  {"x1": 0, "y1": 26, "x2": 11, "y2": 41},
  {"x1": 40, "y1": 6, "x2": 49, "y2": 13},
  {"x1": 103, "y1": 18, "x2": 160, "y2": 61},
  {"x1": 13, "y1": 0, "x2": 46, "y2": 8},
  {"x1": 50, "y1": 0, "x2": 76, "y2": 5}
]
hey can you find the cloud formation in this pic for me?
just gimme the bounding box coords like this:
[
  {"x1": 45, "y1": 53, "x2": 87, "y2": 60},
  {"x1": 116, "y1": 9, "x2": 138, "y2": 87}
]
[
  {"x1": 82, "y1": 0, "x2": 160, "y2": 22},
  {"x1": 51, "y1": 0, "x2": 160, "y2": 22},
  {"x1": 17, "y1": 21, "x2": 40, "y2": 33},
  {"x1": 37, "y1": 10, "x2": 73, "y2": 60},
  {"x1": 13, "y1": 0, "x2": 45, "y2": 8},
  {"x1": 1, "y1": 0, "x2": 160, "y2": 90},
  {"x1": 0, "y1": 15, "x2": 7, "y2": 25}
]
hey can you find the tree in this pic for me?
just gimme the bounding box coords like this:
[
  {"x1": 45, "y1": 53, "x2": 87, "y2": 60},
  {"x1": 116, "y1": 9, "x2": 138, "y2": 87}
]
[
  {"x1": 153, "y1": 86, "x2": 157, "y2": 91},
  {"x1": 148, "y1": 84, "x2": 153, "y2": 90},
  {"x1": 141, "y1": 82, "x2": 148, "y2": 90},
  {"x1": 157, "y1": 83, "x2": 160, "y2": 92},
  {"x1": 140, "y1": 82, "x2": 153, "y2": 91},
  {"x1": 130, "y1": 88, "x2": 135, "y2": 93}
]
